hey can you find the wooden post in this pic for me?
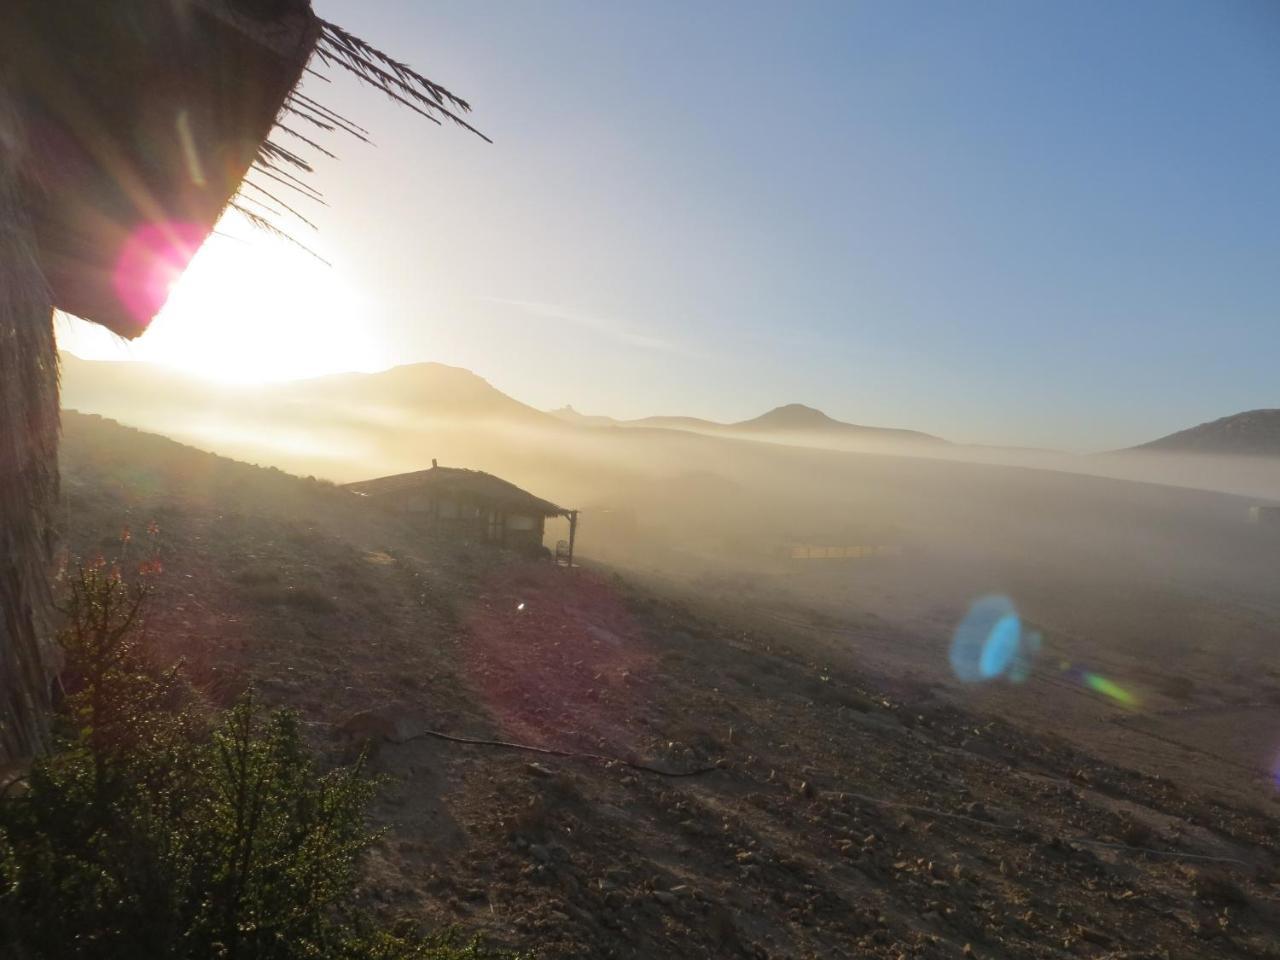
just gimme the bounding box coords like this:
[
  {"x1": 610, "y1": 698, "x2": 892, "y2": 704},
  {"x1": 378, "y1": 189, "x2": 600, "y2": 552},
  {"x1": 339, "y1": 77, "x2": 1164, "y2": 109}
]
[
  {"x1": 567, "y1": 510, "x2": 578, "y2": 568},
  {"x1": 0, "y1": 79, "x2": 56, "y2": 764}
]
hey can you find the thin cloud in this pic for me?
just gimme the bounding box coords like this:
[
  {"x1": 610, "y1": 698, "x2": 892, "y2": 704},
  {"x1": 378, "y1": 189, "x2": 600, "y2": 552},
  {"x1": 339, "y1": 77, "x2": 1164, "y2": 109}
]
[{"x1": 479, "y1": 297, "x2": 691, "y2": 355}]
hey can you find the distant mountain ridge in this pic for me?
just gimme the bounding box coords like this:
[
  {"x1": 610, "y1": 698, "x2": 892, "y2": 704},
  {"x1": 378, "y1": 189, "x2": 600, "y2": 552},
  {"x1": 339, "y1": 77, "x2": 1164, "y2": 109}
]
[
  {"x1": 732, "y1": 403, "x2": 843, "y2": 431},
  {"x1": 62, "y1": 356, "x2": 942, "y2": 451},
  {"x1": 60, "y1": 354, "x2": 558, "y2": 426},
  {"x1": 730, "y1": 403, "x2": 944, "y2": 443},
  {"x1": 1129, "y1": 409, "x2": 1280, "y2": 457},
  {"x1": 279, "y1": 362, "x2": 555, "y2": 424},
  {"x1": 550, "y1": 401, "x2": 947, "y2": 445}
]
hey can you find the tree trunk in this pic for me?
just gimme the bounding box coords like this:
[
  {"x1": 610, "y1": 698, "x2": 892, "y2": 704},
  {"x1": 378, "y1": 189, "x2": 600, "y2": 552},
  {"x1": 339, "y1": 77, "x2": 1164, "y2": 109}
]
[{"x1": 0, "y1": 78, "x2": 57, "y2": 766}]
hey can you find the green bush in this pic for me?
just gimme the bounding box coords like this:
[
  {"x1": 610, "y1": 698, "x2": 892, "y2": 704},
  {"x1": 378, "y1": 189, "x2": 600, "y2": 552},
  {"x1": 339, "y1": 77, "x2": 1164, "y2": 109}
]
[{"x1": 0, "y1": 562, "x2": 516, "y2": 960}]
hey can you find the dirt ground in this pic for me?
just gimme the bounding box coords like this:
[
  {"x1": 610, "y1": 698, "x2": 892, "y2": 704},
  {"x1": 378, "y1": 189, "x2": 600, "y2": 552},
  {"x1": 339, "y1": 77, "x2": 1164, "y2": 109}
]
[{"x1": 58, "y1": 412, "x2": 1280, "y2": 959}]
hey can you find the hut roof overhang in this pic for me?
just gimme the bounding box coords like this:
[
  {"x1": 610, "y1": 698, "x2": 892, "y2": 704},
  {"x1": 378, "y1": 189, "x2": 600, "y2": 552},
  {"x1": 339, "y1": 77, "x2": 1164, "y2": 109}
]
[
  {"x1": 346, "y1": 467, "x2": 571, "y2": 519},
  {"x1": 5, "y1": 0, "x2": 485, "y2": 340},
  {"x1": 7, "y1": 0, "x2": 321, "y2": 337}
]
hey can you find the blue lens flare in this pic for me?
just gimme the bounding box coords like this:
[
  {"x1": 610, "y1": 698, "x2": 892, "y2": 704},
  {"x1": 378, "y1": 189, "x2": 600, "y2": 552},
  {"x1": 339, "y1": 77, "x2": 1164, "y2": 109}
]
[
  {"x1": 980, "y1": 613, "x2": 1021, "y2": 678},
  {"x1": 950, "y1": 597, "x2": 1137, "y2": 700},
  {"x1": 1006, "y1": 629, "x2": 1041, "y2": 684},
  {"x1": 950, "y1": 594, "x2": 1033, "y2": 684}
]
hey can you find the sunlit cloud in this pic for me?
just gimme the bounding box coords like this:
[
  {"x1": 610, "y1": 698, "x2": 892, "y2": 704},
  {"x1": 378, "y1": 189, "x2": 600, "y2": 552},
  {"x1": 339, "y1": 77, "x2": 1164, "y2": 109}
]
[{"x1": 478, "y1": 297, "x2": 692, "y2": 355}]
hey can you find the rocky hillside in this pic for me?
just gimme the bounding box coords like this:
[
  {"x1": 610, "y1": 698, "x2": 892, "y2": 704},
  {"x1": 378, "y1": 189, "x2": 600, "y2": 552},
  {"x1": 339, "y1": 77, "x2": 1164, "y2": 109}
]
[{"x1": 57, "y1": 412, "x2": 1280, "y2": 959}]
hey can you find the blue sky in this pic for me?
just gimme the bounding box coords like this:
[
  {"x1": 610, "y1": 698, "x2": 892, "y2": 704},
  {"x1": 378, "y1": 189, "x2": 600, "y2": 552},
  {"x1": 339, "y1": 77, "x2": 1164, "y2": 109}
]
[{"x1": 61, "y1": 1, "x2": 1280, "y2": 449}]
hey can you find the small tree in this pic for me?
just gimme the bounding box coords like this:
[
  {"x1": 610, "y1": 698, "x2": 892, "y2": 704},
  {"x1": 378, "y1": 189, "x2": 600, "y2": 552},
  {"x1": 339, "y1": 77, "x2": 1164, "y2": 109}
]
[{"x1": 0, "y1": 561, "x2": 513, "y2": 960}]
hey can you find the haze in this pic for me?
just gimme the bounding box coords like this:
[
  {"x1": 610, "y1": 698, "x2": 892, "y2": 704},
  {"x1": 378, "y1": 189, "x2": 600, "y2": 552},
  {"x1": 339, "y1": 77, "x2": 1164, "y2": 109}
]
[
  {"x1": 33, "y1": 3, "x2": 1280, "y2": 951},
  {"x1": 56, "y1": 0, "x2": 1279, "y2": 452}
]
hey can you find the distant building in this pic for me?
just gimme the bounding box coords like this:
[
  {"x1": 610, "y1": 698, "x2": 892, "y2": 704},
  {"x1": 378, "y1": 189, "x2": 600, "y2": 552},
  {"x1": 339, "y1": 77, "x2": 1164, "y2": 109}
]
[
  {"x1": 785, "y1": 543, "x2": 903, "y2": 560},
  {"x1": 346, "y1": 461, "x2": 578, "y2": 560},
  {"x1": 1250, "y1": 505, "x2": 1280, "y2": 528}
]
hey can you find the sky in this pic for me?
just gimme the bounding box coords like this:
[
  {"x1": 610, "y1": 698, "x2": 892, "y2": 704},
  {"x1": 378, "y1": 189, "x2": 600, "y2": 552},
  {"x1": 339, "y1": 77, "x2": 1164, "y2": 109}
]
[{"x1": 57, "y1": 0, "x2": 1279, "y2": 451}]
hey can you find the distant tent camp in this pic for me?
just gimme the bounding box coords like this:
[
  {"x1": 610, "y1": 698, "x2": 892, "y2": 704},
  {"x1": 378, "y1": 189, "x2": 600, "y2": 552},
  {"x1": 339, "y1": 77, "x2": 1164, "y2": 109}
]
[
  {"x1": 347, "y1": 463, "x2": 579, "y2": 561},
  {"x1": 0, "y1": 0, "x2": 484, "y2": 763}
]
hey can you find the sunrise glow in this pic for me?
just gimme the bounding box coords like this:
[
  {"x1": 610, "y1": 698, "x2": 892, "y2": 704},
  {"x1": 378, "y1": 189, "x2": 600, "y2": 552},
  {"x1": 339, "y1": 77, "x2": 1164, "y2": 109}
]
[{"x1": 56, "y1": 211, "x2": 391, "y2": 384}]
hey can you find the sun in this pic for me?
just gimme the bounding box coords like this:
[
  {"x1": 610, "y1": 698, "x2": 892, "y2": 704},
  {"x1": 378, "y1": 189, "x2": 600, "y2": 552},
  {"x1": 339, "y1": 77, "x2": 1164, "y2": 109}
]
[{"x1": 56, "y1": 210, "x2": 391, "y2": 384}]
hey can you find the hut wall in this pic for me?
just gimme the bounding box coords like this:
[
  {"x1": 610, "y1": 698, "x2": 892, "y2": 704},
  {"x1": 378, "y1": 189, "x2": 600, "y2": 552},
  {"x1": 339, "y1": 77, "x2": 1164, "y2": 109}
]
[
  {"x1": 360, "y1": 485, "x2": 548, "y2": 550},
  {"x1": 503, "y1": 513, "x2": 546, "y2": 551}
]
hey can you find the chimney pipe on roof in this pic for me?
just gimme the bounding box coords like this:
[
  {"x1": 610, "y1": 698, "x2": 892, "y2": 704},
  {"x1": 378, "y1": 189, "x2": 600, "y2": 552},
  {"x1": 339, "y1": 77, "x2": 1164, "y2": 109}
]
[{"x1": 431, "y1": 458, "x2": 438, "y2": 468}]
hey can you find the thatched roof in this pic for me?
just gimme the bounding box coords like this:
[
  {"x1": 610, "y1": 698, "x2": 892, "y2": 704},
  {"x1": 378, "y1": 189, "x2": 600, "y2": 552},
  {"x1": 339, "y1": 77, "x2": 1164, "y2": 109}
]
[
  {"x1": 6, "y1": 0, "x2": 485, "y2": 337},
  {"x1": 346, "y1": 466, "x2": 571, "y2": 518},
  {"x1": 0, "y1": 1, "x2": 486, "y2": 765}
]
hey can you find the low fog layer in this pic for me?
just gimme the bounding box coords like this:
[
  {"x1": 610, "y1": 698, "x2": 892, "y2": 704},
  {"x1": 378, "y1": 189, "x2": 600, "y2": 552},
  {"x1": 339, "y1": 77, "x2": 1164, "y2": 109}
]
[
  {"x1": 62, "y1": 355, "x2": 1280, "y2": 782},
  {"x1": 62, "y1": 354, "x2": 1280, "y2": 501}
]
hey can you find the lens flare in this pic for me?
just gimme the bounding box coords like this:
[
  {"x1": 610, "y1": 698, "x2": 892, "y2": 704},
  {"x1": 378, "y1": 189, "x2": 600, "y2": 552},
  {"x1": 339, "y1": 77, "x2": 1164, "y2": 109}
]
[
  {"x1": 1081, "y1": 672, "x2": 1138, "y2": 708},
  {"x1": 113, "y1": 222, "x2": 205, "y2": 329},
  {"x1": 951, "y1": 595, "x2": 1028, "y2": 683},
  {"x1": 952, "y1": 596, "x2": 1139, "y2": 703},
  {"x1": 1006, "y1": 629, "x2": 1041, "y2": 684},
  {"x1": 980, "y1": 613, "x2": 1021, "y2": 678}
]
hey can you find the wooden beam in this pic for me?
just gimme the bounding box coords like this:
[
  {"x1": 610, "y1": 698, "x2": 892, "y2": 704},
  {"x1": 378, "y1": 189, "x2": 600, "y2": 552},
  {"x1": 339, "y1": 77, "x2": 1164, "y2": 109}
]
[{"x1": 0, "y1": 82, "x2": 55, "y2": 764}]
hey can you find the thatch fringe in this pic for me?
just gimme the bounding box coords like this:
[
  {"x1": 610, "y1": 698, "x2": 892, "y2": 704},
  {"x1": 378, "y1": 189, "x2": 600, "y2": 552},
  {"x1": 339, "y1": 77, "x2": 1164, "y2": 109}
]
[
  {"x1": 240, "y1": 18, "x2": 488, "y2": 243},
  {"x1": 0, "y1": 6, "x2": 497, "y2": 766},
  {"x1": 314, "y1": 21, "x2": 489, "y2": 143},
  {"x1": 0, "y1": 84, "x2": 56, "y2": 767}
]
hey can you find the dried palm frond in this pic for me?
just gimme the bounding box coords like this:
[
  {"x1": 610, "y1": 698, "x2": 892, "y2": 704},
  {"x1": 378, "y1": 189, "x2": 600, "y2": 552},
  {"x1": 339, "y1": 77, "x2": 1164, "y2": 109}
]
[
  {"x1": 2, "y1": 3, "x2": 495, "y2": 768},
  {"x1": 241, "y1": 17, "x2": 488, "y2": 245},
  {"x1": 314, "y1": 21, "x2": 490, "y2": 143}
]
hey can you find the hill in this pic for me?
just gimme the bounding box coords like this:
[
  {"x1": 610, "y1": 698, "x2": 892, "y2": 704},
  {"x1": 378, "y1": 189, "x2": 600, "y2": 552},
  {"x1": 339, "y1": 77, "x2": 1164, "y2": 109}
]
[
  {"x1": 548, "y1": 405, "x2": 620, "y2": 428},
  {"x1": 550, "y1": 400, "x2": 947, "y2": 446},
  {"x1": 283, "y1": 362, "x2": 556, "y2": 425},
  {"x1": 730, "y1": 403, "x2": 947, "y2": 444},
  {"x1": 1130, "y1": 409, "x2": 1280, "y2": 457},
  {"x1": 61, "y1": 354, "x2": 556, "y2": 427},
  {"x1": 59, "y1": 354, "x2": 572, "y2": 483},
  {"x1": 54, "y1": 410, "x2": 1280, "y2": 959}
]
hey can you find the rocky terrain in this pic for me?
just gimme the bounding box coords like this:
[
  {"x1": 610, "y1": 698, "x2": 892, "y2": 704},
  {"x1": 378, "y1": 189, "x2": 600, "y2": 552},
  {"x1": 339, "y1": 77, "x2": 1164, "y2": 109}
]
[{"x1": 58, "y1": 411, "x2": 1280, "y2": 959}]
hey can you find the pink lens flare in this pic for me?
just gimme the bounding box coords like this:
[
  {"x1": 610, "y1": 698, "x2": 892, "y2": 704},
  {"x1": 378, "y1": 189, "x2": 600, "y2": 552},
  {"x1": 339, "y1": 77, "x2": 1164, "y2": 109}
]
[
  {"x1": 462, "y1": 567, "x2": 653, "y2": 758},
  {"x1": 112, "y1": 222, "x2": 206, "y2": 329}
]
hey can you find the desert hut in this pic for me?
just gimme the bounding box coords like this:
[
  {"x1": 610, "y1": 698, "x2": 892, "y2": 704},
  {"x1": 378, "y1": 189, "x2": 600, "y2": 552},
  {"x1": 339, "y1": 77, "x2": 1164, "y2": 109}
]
[
  {"x1": 347, "y1": 462, "x2": 578, "y2": 559},
  {"x1": 0, "y1": 0, "x2": 482, "y2": 763}
]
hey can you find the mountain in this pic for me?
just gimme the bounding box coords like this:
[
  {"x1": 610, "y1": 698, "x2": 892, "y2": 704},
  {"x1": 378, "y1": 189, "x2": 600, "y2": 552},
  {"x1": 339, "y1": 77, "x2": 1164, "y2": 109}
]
[
  {"x1": 627, "y1": 415, "x2": 724, "y2": 431},
  {"x1": 730, "y1": 403, "x2": 843, "y2": 431},
  {"x1": 548, "y1": 407, "x2": 724, "y2": 432},
  {"x1": 729, "y1": 403, "x2": 946, "y2": 444},
  {"x1": 283, "y1": 362, "x2": 554, "y2": 424},
  {"x1": 59, "y1": 354, "x2": 570, "y2": 483},
  {"x1": 61, "y1": 354, "x2": 555, "y2": 427},
  {"x1": 1129, "y1": 409, "x2": 1280, "y2": 457},
  {"x1": 551, "y1": 400, "x2": 947, "y2": 445},
  {"x1": 548, "y1": 405, "x2": 620, "y2": 427}
]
